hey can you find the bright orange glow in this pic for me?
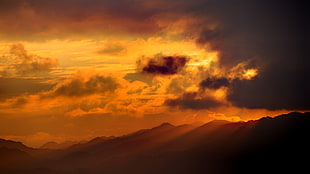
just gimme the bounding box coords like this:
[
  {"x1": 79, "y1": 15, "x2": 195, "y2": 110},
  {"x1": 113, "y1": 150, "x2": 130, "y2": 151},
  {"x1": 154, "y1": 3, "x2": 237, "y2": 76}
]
[
  {"x1": 213, "y1": 88, "x2": 228, "y2": 101},
  {"x1": 0, "y1": 39, "x2": 295, "y2": 147},
  {"x1": 243, "y1": 69, "x2": 258, "y2": 80},
  {"x1": 0, "y1": 2, "x2": 302, "y2": 148}
]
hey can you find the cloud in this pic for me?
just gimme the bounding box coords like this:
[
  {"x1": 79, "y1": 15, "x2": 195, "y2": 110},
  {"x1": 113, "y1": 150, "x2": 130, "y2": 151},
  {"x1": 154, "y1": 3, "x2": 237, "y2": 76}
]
[
  {"x1": 227, "y1": 71, "x2": 309, "y2": 110},
  {"x1": 0, "y1": 0, "x2": 307, "y2": 112},
  {"x1": 0, "y1": 0, "x2": 162, "y2": 41},
  {"x1": 97, "y1": 42, "x2": 126, "y2": 55},
  {"x1": 0, "y1": 72, "x2": 120, "y2": 113},
  {"x1": 138, "y1": 54, "x2": 189, "y2": 75},
  {"x1": 0, "y1": 77, "x2": 54, "y2": 101},
  {"x1": 199, "y1": 77, "x2": 229, "y2": 90},
  {"x1": 48, "y1": 73, "x2": 119, "y2": 98},
  {"x1": 1, "y1": 43, "x2": 58, "y2": 76},
  {"x1": 192, "y1": 0, "x2": 309, "y2": 110},
  {"x1": 165, "y1": 92, "x2": 225, "y2": 109},
  {"x1": 123, "y1": 73, "x2": 153, "y2": 85}
]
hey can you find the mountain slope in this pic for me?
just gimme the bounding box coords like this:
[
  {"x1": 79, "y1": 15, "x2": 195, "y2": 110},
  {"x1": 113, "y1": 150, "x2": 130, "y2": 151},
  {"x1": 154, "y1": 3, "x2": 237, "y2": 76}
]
[
  {"x1": 1, "y1": 112, "x2": 309, "y2": 174},
  {"x1": 0, "y1": 139, "x2": 33, "y2": 153}
]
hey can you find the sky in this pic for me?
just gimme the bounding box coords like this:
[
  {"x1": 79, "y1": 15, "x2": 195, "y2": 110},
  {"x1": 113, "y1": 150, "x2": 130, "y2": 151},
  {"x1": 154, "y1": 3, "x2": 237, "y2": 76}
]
[{"x1": 0, "y1": 0, "x2": 308, "y2": 147}]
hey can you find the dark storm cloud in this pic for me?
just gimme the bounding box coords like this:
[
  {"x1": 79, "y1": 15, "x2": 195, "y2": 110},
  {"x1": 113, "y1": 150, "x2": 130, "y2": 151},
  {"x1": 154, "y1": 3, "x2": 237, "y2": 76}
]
[
  {"x1": 140, "y1": 55, "x2": 188, "y2": 75},
  {"x1": 200, "y1": 78, "x2": 229, "y2": 90},
  {"x1": 192, "y1": 0, "x2": 309, "y2": 110},
  {"x1": 165, "y1": 92, "x2": 224, "y2": 109},
  {"x1": 195, "y1": 0, "x2": 308, "y2": 67},
  {"x1": 227, "y1": 69, "x2": 309, "y2": 110},
  {"x1": 148, "y1": 0, "x2": 308, "y2": 110},
  {"x1": 150, "y1": 0, "x2": 308, "y2": 110}
]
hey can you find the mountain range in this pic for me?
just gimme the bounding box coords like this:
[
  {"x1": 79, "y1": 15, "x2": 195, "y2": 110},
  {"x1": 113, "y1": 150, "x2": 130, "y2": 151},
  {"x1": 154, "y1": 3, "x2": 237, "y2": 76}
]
[{"x1": 1, "y1": 112, "x2": 309, "y2": 174}]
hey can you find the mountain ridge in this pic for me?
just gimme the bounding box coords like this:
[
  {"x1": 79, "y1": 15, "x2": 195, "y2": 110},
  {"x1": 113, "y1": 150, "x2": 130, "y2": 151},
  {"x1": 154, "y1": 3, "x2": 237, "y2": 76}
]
[{"x1": 1, "y1": 112, "x2": 309, "y2": 174}]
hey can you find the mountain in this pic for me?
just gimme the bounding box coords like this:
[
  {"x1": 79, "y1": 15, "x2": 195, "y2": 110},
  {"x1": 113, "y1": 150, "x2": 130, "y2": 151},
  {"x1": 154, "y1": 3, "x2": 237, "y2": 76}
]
[
  {"x1": 1, "y1": 112, "x2": 309, "y2": 174},
  {"x1": 40, "y1": 140, "x2": 86, "y2": 150},
  {"x1": 0, "y1": 139, "x2": 34, "y2": 152},
  {"x1": 0, "y1": 139, "x2": 35, "y2": 172}
]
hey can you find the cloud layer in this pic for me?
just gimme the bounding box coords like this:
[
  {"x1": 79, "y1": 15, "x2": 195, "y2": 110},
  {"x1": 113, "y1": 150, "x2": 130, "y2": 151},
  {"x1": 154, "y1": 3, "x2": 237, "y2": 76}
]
[
  {"x1": 0, "y1": 0, "x2": 163, "y2": 41},
  {"x1": 46, "y1": 73, "x2": 119, "y2": 98},
  {"x1": 0, "y1": 0, "x2": 307, "y2": 111},
  {"x1": 1, "y1": 43, "x2": 58, "y2": 76},
  {"x1": 165, "y1": 92, "x2": 225, "y2": 109}
]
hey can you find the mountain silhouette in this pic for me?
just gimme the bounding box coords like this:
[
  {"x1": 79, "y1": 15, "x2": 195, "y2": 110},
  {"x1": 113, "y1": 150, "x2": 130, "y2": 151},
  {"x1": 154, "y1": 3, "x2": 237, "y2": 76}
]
[
  {"x1": 0, "y1": 139, "x2": 33, "y2": 152},
  {"x1": 40, "y1": 141, "x2": 85, "y2": 150},
  {"x1": 1, "y1": 112, "x2": 309, "y2": 174}
]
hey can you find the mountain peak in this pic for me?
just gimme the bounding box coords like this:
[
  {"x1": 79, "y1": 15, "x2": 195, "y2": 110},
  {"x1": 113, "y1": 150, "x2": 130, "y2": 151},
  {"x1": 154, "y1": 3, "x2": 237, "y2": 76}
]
[
  {"x1": 0, "y1": 138, "x2": 29, "y2": 149},
  {"x1": 200, "y1": 119, "x2": 231, "y2": 128},
  {"x1": 149, "y1": 122, "x2": 175, "y2": 131},
  {"x1": 258, "y1": 112, "x2": 310, "y2": 122},
  {"x1": 158, "y1": 122, "x2": 174, "y2": 128},
  {"x1": 40, "y1": 140, "x2": 82, "y2": 150}
]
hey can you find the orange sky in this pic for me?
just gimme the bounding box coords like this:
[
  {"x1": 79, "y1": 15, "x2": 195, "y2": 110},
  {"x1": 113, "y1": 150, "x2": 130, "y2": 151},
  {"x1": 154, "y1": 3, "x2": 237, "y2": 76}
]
[{"x1": 0, "y1": 0, "x2": 305, "y2": 147}]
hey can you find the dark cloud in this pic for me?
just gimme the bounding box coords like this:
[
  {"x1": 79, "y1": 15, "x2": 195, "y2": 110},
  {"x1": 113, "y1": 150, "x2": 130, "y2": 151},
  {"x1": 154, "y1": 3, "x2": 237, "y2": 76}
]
[
  {"x1": 1, "y1": 43, "x2": 58, "y2": 76},
  {"x1": 227, "y1": 69, "x2": 309, "y2": 110},
  {"x1": 192, "y1": 0, "x2": 309, "y2": 110},
  {"x1": 165, "y1": 92, "x2": 224, "y2": 109},
  {"x1": 195, "y1": 0, "x2": 308, "y2": 66},
  {"x1": 50, "y1": 74, "x2": 119, "y2": 98},
  {"x1": 0, "y1": 0, "x2": 163, "y2": 41},
  {"x1": 0, "y1": 0, "x2": 210, "y2": 41},
  {"x1": 200, "y1": 77, "x2": 229, "y2": 90},
  {"x1": 140, "y1": 55, "x2": 188, "y2": 75},
  {"x1": 156, "y1": 0, "x2": 308, "y2": 110}
]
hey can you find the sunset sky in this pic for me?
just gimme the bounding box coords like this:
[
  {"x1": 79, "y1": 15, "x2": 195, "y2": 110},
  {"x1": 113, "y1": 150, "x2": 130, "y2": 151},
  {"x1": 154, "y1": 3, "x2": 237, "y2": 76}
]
[{"x1": 0, "y1": 0, "x2": 308, "y2": 147}]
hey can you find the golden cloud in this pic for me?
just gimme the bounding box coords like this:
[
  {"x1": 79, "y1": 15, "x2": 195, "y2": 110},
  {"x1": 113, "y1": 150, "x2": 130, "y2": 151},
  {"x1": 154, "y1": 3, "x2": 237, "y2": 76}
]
[{"x1": 0, "y1": 43, "x2": 58, "y2": 77}]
